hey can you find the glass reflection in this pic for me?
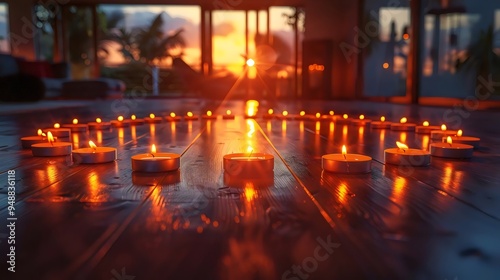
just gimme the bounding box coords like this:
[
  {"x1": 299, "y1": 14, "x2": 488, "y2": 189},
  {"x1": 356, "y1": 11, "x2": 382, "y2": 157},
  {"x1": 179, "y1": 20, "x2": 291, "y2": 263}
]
[
  {"x1": 118, "y1": 127, "x2": 124, "y2": 146},
  {"x1": 72, "y1": 133, "x2": 80, "y2": 149},
  {"x1": 391, "y1": 176, "x2": 407, "y2": 203}
]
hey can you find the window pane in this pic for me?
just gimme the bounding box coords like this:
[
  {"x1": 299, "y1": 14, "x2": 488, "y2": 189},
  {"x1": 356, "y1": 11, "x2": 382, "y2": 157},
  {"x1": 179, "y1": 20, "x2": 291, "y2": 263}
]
[
  {"x1": 212, "y1": 10, "x2": 246, "y2": 75},
  {"x1": 0, "y1": 3, "x2": 10, "y2": 53}
]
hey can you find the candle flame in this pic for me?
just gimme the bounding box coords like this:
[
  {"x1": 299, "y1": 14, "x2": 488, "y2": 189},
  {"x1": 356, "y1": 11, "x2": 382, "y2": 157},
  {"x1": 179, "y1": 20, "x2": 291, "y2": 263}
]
[
  {"x1": 207, "y1": 110, "x2": 212, "y2": 117},
  {"x1": 96, "y1": 118, "x2": 102, "y2": 123},
  {"x1": 457, "y1": 129, "x2": 463, "y2": 137},
  {"x1": 47, "y1": 131, "x2": 54, "y2": 144},
  {"x1": 342, "y1": 145, "x2": 347, "y2": 156},
  {"x1": 268, "y1": 109, "x2": 273, "y2": 115},
  {"x1": 89, "y1": 140, "x2": 97, "y2": 152},
  {"x1": 282, "y1": 110, "x2": 288, "y2": 117},
  {"x1": 187, "y1": 111, "x2": 194, "y2": 117},
  {"x1": 446, "y1": 136, "x2": 453, "y2": 145},
  {"x1": 131, "y1": 115, "x2": 136, "y2": 120},
  {"x1": 316, "y1": 112, "x2": 321, "y2": 118},
  {"x1": 54, "y1": 123, "x2": 60, "y2": 128},
  {"x1": 226, "y1": 110, "x2": 232, "y2": 115},
  {"x1": 400, "y1": 117, "x2": 407, "y2": 124},
  {"x1": 380, "y1": 116, "x2": 386, "y2": 122},
  {"x1": 151, "y1": 144, "x2": 157, "y2": 154},
  {"x1": 300, "y1": 111, "x2": 306, "y2": 116},
  {"x1": 149, "y1": 113, "x2": 155, "y2": 119},
  {"x1": 170, "y1": 112, "x2": 176, "y2": 118},
  {"x1": 329, "y1": 110, "x2": 334, "y2": 116},
  {"x1": 441, "y1": 124, "x2": 447, "y2": 131},
  {"x1": 73, "y1": 119, "x2": 78, "y2": 125},
  {"x1": 423, "y1": 121, "x2": 429, "y2": 127},
  {"x1": 118, "y1": 116, "x2": 124, "y2": 122},
  {"x1": 396, "y1": 141, "x2": 408, "y2": 152},
  {"x1": 359, "y1": 115, "x2": 365, "y2": 120},
  {"x1": 37, "y1": 129, "x2": 43, "y2": 136}
]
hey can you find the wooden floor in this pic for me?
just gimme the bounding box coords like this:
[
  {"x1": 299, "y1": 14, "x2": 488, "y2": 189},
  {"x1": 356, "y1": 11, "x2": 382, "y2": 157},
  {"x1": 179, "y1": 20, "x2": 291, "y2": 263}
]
[{"x1": 1, "y1": 98, "x2": 500, "y2": 280}]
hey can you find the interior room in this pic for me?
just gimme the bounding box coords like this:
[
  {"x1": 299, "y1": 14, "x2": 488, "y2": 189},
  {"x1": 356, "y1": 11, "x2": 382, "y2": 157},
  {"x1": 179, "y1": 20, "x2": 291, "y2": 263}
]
[{"x1": 0, "y1": 0, "x2": 499, "y2": 279}]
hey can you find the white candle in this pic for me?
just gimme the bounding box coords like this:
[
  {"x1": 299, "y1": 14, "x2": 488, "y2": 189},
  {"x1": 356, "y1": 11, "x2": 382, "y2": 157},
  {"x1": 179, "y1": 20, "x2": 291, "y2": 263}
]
[
  {"x1": 165, "y1": 112, "x2": 182, "y2": 122},
  {"x1": 21, "y1": 129, "x2": 49, "y2": 149},
  {"x1": 62, "y1": 118, "x2": 88, "y2": 132},
  {"x1": 184, "y1": 111, "x2": 199, "y2": 120},
  {"x1": 72, "y1": 140, "x2": 117, "y2": 164},
  {"x1": 350, "y1": 114, "x2": 372, "y2": 126},
  {"x1": 371, "y1": 116, "x2": 392, "y2": 129},
  {"x1": 415, "y1": 121, "x2": 440, "y2": 134},
  {"x1": 88, "y1": 118, "x2": 111, "y2": 130},
  {"x1": 131, "y1": 144, "x2": 180, "y2": 172},
  {"x1": 391, "y1": 117, "x2": 416, "y2": 131},
  {"x1": 111, "y1": 116, "x2": 130, "y2": 127},
  {"x1": 322, "y1": 145, "x2": 372, "y2": 173},
  {"x1": 223, "y1": 153, "x2": 274, "y2": 176},
  {"x1": 44, "y1": 123, "x2": 71, "y2": 138},
  {"x1": 430, "y1": 124, "x2": 457, "y2": 140},
  {"x1": 445, "y1": 129, "x2": 480, "y2": 149},
  {"x1": 145, "y1": 113, "x2": 163, "y2": 123},
  {"x1": 384, "y1": 141, "x2": 431, "y2": 166},
  {"x1": 32, "y1": 132, "x2": 72, "y2": 157},
  {"x1": 430, "y1": 136, "x2": 473, "y2": 158}
]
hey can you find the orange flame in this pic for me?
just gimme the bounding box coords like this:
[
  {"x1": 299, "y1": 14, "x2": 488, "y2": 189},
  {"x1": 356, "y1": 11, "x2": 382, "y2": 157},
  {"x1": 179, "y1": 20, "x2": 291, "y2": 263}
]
[
  {"x1": 268, "y1": 109, "x2": 274, "y2": 115},
  {"x1": 117, "y1": 116, "x2": 124, "y2": 122},
  {"x1": 359, "y1": 115, "x2": 365, "y2": 120},
  {"x1": 300, "y1": 111, "x2": 306, "y2": 117},
  {"x1": 396, "y1": 141, "x2": 408, "y2": 151},
  {"x1": 131, "y1": 115, "x2": 137, "y2": 120},
  {"x1": 380, "y1": 116, "x2": 386, "y2": 122},
  {"x1": 149, "y1": 113, "x2": 155, "y2": 119},
  {"x1": 187, "y1": 112, "x2": 194, "y2": 117},
  {"x1": 72, "y1": 119, "x2": 78, "y2": 125},
  {"x1": 170, "y1": 112, "x2": 176, "y2": 118},
  {"x1": 446, "y1": 136, "x2": 453, "y2": 145},
  {"x1": 400, "y1": 117, "x2": 407, "y2": 124},
  {"x1": 37, "y1": 129, "x2": 43, "y2": 136},
  {"x1": 282, "y1": 110, "x2": 288, "y2": 117},
  {"x1": 316, "y1": 112, "x2": 321, "y2": 118},
  {"x1": 343, "y1": 114, "x2": 348, "y2": 119},
  {"x1": 47, "y1": 131, "x2": 54, "y2": 144},
  {"x1": 342, "y1": 145, "x2": 347, "y2": 155},
  {"x1": 226, "y1": 110, "x2": 232, "y2": 116},
  {"x1": 151, "y1": 144, "x2": 157, "y2": 154},
  {"x1": 457, "y1": 129, "x2": 463, "y2": 137},
  {"x1": 96, "y1": 118, "x2": 102, "y2": 123},
  {"x1": 54, "y1": 123, "x2": 60, "y2": 128},
  {"x1": 329, "y1": 110, "x2": 334, "y2": 116},
  {"x1": 423, "y1": 121, "x2": 429, "y2": 127},
  {"x1": 441, "y1": 124, "x2": 447, "y2": 131},
  {"x1": 206, "y1": 110, "x2": 212, "y2": 117}
]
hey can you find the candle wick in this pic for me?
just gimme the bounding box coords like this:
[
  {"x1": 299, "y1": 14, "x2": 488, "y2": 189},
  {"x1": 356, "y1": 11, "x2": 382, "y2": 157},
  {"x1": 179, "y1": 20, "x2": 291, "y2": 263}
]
[
  {"x1": 92, "y1": 147, "x2": 96, "y2": 153},
  {"x1": 248, "y1": 150, "x2": 253, "y2": 158},
  {"x1": 343, "y1": 154, "x2": 346, "y2": 160},
  {"x1": 150, "y1": 153, "x2": 155, "y2": 158},
  {"x1": 403, "y1": 149, "x2": 406, "y2": 153}
]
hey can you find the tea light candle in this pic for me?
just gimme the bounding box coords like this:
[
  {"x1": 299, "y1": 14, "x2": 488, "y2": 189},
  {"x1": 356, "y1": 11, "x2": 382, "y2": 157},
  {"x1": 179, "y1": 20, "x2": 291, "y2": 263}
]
[
  {"x1": 391, "y1": 117, "x2": 416, "y2": 131},
  {"x1": 222, "y1": 110, "x2": 235, "y2": 120},
  {"x1": 44, "y1": 123, "x2": 71, "y2": 138},
  {"x1": 165, "y1": 112, "x2": 182, "y2": 122},
  {"x1": 445, "y1": 130, "x2": 480, "y2": 149},
  {"x1": 371, "y1": 116, "x2": 391, "y2": 129},
  {"x1": 415, "y1": 121, "x2": 440, "y2": 134},
  {"x1": 184, "y1": 111, "x2": 199, "y2": 121},
  {"x1": 384, "y1": 141, "x2": 431, "y2": 166},
  {"x1": 88, "y1": 118, "x2": 111, "y2": 130},
  {"x1": 350, "y1": 114, "x2": 371, "y2": 126},
  {"x1": 202, "y1": 110, "x2": 217, "y2": 120},
  {"x1": 62, "y1": 118, "x2": 88, "y2": 132},
  {"x1": 277, "y1": 110, "x2": 292, "y2": 120},
  {"x1": 111, "y1": 116, "x2": 130, "y2": 127},
  {"x1": 335, "y1": 114, "x2": 351, "y2": 124},
  {"x1": 295, "y1": 111, "x2": 309, "y2": 120},
  {"x1": 21, "y1": 129, "x2": 49, "y2": 149},
  {"x1": 320, "y1": 110, "x2": 337, "y2": 121},
  {"x1": 145, "y1": 113, "x2": 163, "y2": 123},
  {"x1": 431, "y1": 124, "x2": 457, "y2": 140},
  {"x1": 130, "y1": 115, "x2": 145, "y2": 125},
  {"x1": 32, "y1": 132, "x2": 72, "y2": 157},
  {"x1": 430, "y1": 136, "x2": 473, "y2": 158},
  {"x1": 223, "y1": 153, "x2": 274, "y2": 176},
  {"x1": 72, "y1": 140, "x2": 117, "y2": 164},
  {"x1": 322, "y1": 145, "x2": 372, "y2": 173},
  {"x1": 131, "y1": 144, "x2": 181, "y2": 172},
  {"x1": 263, "y1": 109, "x2": 275, "y2": 119}
]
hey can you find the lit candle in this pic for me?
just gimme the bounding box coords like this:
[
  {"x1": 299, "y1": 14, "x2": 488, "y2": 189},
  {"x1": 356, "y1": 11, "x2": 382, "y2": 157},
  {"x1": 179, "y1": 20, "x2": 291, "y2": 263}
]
[
  {"x1": 62, "y1": 118, "x2": 88, "y2": 132},
  {"x1": 296, "y1": 110, "x2": 309, "y2": 120},
  {"x1": 184, "y1": 111, "x2": 199, "y2": 121},
  {"x1": 445, "y1": 129, "x2": 480, "y2": 149},
  {"x1": 223, "y1": 153, "x2": 274, "y2": 177},
  {"x1": 371, "y1": 116, "x2": 391, "y2": 129},
  {"x1": 336, "y1": 114, "x2": 350, "y2": 124},
  {"x1": 145, "y1": 113, "x2": 163, "y2": 123},
  {"x1": 384, "y1": 141, "x2": 431, "y2": 166},
  {"x1": 322, "y1": 145, "x2": 372, "y2": 173},
  {"x1": 31, "y1": 131, "x2": 72, "y2": 157},
  {"x1": 72, "y1": 140, "x2": 117, "y2": 164},
  {"x1": 131, "y1": 144, "x2": 181, "y2": 172},
  {"x1": 21, "y1": 129, "x2": 50, "y2": 149},
  {"x1": 415, "y1": 121, "x2": 440, "y2": 134},
  {"x1": 262, "y1": 108, "x2": 274, "y2": 119},
  {"x1": 350, "y1": 114, "x2": 372, "y2": 126},
  {"x1": 88, "y1": 118, "x2": 111, "y2": 130},
  {"x1": 391, "y1": 117, "x2": 416, "y2": 131},
  {"x1": 130, "y1": 114, "x2": 145, "y2": 125},
  {"x1": 430, "y1": 136, "x2": 473, "y2": 158},
  {"x1": 222, "y1": 109, "x2": 235, "y2": 120},
  {"x1": 430, "y1": 124, "x2": 457, "y2": 140},
  {"x1": 44, "y1": 123, "x2": 71, "y2": 138},
  {"x1": 202, "y1": 110, "x2": 217, "y2": 120},
  {"x1": 165, "y1": 112, "x2": 182, "y2": 122},
  {"x1": 111, "y1": 116, "x2": 130, "y2": 127}
]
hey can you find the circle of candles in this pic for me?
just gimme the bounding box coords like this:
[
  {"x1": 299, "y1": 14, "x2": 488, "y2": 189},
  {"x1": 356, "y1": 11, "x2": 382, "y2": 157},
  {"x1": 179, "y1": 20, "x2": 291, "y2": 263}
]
[
  {"x1": 131, "y1": 144, "x2": 181, "y2": 172},
  {"x1": 145, "y1": 113, "x2": 163, "y2": 123},
  {"x1": 430, "y1": 124, "x2": 457, "y2": 140},
  {"x1": 350, "y1": 114, "x2": 371, "y2": 126},
  {"x1": 384, "y1": 141, "x2": 431, "y2": 166},
  {"x1": 391, "y1": 117, "x2": 416, "y2": 131},
  {"x1": 21, "y1": 129, "x2": 49, "y2": 149},
  {"x1": 223, "y1": 153, "x2": 274, "y2": 176},
  {"x1": 202, "y1": 110, "x2": 217, "y2": 120},
  {"x1": 430, "y1": 136, "x2": 473, "y2": 158},
  {"x1": 130, "y1": 115, "x2": 145, "y2": 125},
  {"x1": 371, "y1": 116, "x2": 391, "y2": 129},
  {"x1": 111, "y1": 116, "x2": 130, "y2": 127},
  {"x1": 44, "y1": 123, "x2": 71, "y2": 138},
  {"x1": 263, "y1": 109, "x2": 274, "y2": 119},
  {"x1": 322, "y1": 145, "x2": 372, "y2": 173},
  {"x1": 184, "y1": 111, "x2": 199, "y2": 121},
  {"x1": 88, "y1": 118, "x2": 111, "y2": 130},
  {"x1": 445, "y1": 130, "x2": 480, "y2": 149},
  {"x1": 32, "y1": 132, "x2": 72, "y2": 157},
  {"x1": 62, "y1": 118, "x2": 88, "y2": 132},
  {"x1": 336, "y1": 114, "x2": 350, "y2": 124},
  {"x1": 72, "y1": 140, "x2": 117, "y2": 164},
  {"x1": 166, "y1": 112, "x2": 182, "y2": 122},
  {"x1": 222, "y1": 110, "x2": 235, "y2": 120},
  {"x1": 415, "y1": 121, "x2": 440, "y2": 134}
]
